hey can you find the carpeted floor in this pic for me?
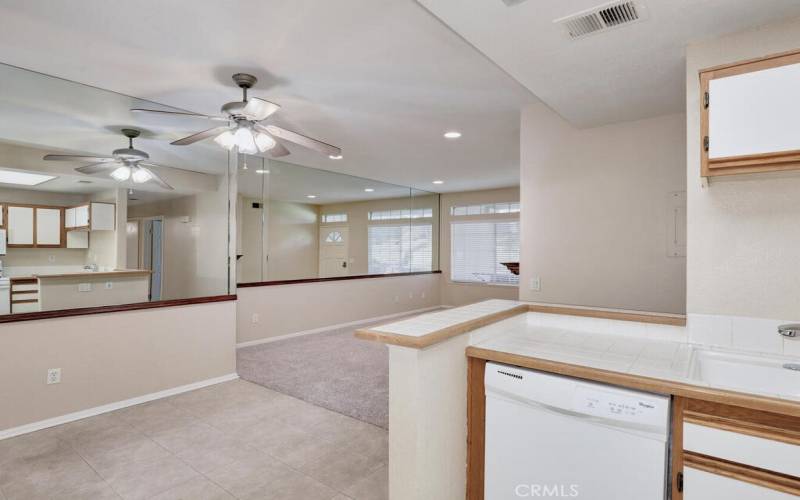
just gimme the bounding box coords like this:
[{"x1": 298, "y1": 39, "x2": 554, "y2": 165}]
[{"x1": 237, "y1": 310, "x2": 437, "y2": 429}]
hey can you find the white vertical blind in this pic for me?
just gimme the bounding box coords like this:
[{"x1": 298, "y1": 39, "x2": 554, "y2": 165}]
[
  {"x1": 368, "y1": 224, "x2": 432, "y2": 274},
  {"x1": 451, "y1": 221, "x2": 519, "y2": 284}
]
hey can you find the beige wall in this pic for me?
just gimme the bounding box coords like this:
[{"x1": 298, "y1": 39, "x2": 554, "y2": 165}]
[
  {"x1": 686, "y1": 18, "x2": 800, "y2": 320},
  {"x1": 38, "y1": 274, "x2": 149, "y2": 311},
  {"x1": 236, "y1": 273, "x2": 441, "y2": 344},
  {"x1": 128, "y1": 187, "x2": 229, "y2": 299},
  {"x1": 319, "y1": 194, "x2": 440, "y2": 276},
  {"x1": 266, "y1": 200, "x2": 319, "y2": 281},
  {"x1": 520, "y1": 103, "x2": 687, "y2": 314},
  {"x1": 0, "y1": 300, "x2": 236, "y2": 432},
  {"x1": 439, "y1": 187, "x2": 520, "y2": 307}
]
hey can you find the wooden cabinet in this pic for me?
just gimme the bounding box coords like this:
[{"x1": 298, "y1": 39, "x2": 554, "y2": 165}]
[
  {"x1": 701, "y1": 50, "x2": 800, "y2": 177},
  {"x1": 66, "y1": 202, "x2": 115, "y2": 231},
  {"x1": 677, "y1": 398, "x2": 800, "y2": 499},
  {"x1": 35, "y1": 207, "x2": 62, "y2": 247},
  {"x1": 66, "y1": 231, "x2": 89, "y2": 249},
  {"x1": 7, "y1": 206, "x2": 34, "y2": 246}
]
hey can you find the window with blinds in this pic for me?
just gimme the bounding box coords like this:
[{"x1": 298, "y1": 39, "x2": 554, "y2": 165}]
[
  {"x1": 451, "y1": 220, "x2": 520, "y2": 285},
  {"x1": 368, "y1": 224, "x2": 432, "y2": 274}
]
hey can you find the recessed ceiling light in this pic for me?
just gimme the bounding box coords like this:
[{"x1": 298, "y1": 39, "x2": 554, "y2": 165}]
[
  {"x1": 307, "y1": 194, "x2": 317, "y2": 199},
  {"x1": 444, "y1": 131, "x2": 462, "y2": 139},
  {"x1": 0, "y1": 169, "x2": 56, "y2": 186},
  {"x1": 432, "y1": 180, "x2": 444, "y2": 185},
  {"x1": 329, "y1": 155, "x2": 343, "y2": 160},
  {"x1": 364, "y1": 188, "x2": 374, "y2": 192},
  {"x1": 255, "y1": 169, "x2": 270, "y2": 174}
]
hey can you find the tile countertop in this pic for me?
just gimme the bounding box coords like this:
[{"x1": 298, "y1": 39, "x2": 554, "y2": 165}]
[{"x1": 470, "y1": 312, "x2": 800, "y2": 405}]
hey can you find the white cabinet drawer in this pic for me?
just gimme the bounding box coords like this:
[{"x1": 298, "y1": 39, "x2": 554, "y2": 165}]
[
  {"x1": 684, "y1": 467, "x2": 797, "y2": 500},
  {"x1": 11, "y1": 301, "x2": 39, "y2": 313},
  {"x1": 11, "y1": 283, "x2": 38, "y2": 292},
  {"x1": 684, "y1": 422, "x2": 800, "y2": 477}
]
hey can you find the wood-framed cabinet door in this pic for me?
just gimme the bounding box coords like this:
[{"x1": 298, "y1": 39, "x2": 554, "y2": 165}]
[
  {"x1": 35, "y1": 207, "x2": 63, "y2": 247},
  {"x1": 7, "y1": 206, "x2": 34, "y2": 246}
]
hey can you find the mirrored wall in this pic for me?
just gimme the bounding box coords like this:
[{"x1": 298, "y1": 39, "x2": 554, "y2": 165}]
[
  {"x1": 0, "y1": 63, "x2": 232, "y2": 317},
  {"x1": 236, "y1": 155, "x2": 440, "y2": 284}
]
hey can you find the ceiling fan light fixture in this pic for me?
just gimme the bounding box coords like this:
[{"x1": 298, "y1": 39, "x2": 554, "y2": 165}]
[
  {"x1": 110, "y1": 166, "x2": 131, "y2": 181},
  {"x1": 131, "y1": 167, "x2": 152, "y2": 184},
  {"x1": 233, "y1": 126, "x2": 258, "y2": 155},
  {"x1": 254, "y1": 132, "x2": 276, "y2": 152},
  {"x1": 214, "y1": 130, "x2": 236, "y2": 150}
]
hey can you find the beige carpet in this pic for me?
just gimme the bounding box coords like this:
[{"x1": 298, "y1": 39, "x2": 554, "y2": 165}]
[{"x1": 237, "y1": 310, "x2": 437, "y2": 429}]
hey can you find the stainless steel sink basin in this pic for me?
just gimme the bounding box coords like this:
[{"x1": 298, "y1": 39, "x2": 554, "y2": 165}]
[{"x1": 689, "y1": 348, "x2": 800, "y2": 398}]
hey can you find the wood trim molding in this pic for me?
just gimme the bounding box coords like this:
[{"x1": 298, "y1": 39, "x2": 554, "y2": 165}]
[
  {"x1": 34, "y1": 270, "x2": 151, "y2": 280},
  {"x1": 527, "y1": 304, "x2": 685, "y2": 326},
  {"x1": 684, "y1": 452, "x2": 800, "y2": 496},
  {"x1": 0, "y1": 294, "x2": 236, "y2": 324},
  {"x1": 684, "y1": 399, "x2": 800, "y2": 446},
  {"x1": 466, "y1": 347, "x2": 800, "y2": 418},
  {"x1": 466, "y1": 357, "x2": 486, "y2": 500},
  {"x1": 237, "y1": 270, "x2": 442, "y2": 288},
  {"x1": 355, "y1": 304, "x2": 529, "y2": 349},
  {"x1": 700, "y1": 49, "x2": 800, "y2": 178}
]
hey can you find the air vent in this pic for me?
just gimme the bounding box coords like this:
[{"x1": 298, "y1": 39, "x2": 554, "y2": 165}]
[{"x1": 554, "y1": 1, "x2": 646, "y2": 40}]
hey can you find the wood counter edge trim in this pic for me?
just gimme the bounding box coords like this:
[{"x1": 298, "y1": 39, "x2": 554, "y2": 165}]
[
  {"x1": 237, "y1": 270, "x2": 442, "y2": 288},
  {"x1": 354, "y1": 305, "x2": 529, "y2": 348},
  {"x1": 355, "y1": 304, "x2": 686, "y2": 348},
  {"x1": 466, "y1": 347, "x2": 800, "y2": 418},
  {"x1": 683, "y1": 452, "x2": 800, "y2": 496},
  {"x1": 0, "y1": 294, "x2": 237, "y2": 324}
]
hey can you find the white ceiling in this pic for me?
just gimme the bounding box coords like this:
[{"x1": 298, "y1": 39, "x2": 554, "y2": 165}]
[
  {"x1": 417, "y1": 0, "x2": 800, "y2": 127},
  {"x1": 0, "y1": 0, "x2": 535, "y2": 193}
]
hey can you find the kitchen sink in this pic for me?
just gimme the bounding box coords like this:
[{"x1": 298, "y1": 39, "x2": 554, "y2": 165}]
[{"x1": 689, "y1": 348, "x2": 800, "y2": 398}]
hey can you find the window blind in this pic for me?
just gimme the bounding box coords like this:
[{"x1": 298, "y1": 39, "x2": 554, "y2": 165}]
[
  {"x1": 451, "y1": 220, "x2": 519, "y2": 284},
  {"x1": 368, "y1": 224, "x2": 432, "y2": 274}
]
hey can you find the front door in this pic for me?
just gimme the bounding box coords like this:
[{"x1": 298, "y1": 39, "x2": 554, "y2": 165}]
[{"x1": 319, "y1": 226, "x2": 349, "y2": 278}]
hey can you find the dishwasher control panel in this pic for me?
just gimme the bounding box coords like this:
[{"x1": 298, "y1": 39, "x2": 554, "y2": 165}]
[{"x1": 572, "y1": 386, "x2": 667, "y2": 426}]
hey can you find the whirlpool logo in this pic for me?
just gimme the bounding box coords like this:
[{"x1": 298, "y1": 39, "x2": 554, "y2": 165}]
[{"x1": 514, "y1": 484, "x2": 580, "y2": 497}]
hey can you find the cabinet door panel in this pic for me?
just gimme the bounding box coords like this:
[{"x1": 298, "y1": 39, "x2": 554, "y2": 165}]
[
  {"x1": 7, "y1": 206, "x2": 34, "y2": 245},
  {"x1": 75, "y1": 205, "x2": 90, "y2": 227},
  {"x1": 90, "y1": 203, "x2": 115, "y2": 230},
  {"x1": 709, "y1": 61, "x2": 800, "y2": 159},
  {"x1": 684, "y1": 467, "x2": 796, "y2": 500},
  {"x1": 36, "y1": 208, "x2": 62, "y2": 246}
]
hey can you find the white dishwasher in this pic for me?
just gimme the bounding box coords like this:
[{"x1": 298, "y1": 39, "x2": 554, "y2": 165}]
[{"x1": 485, "y1": 362, "x2": 671, "y2": 500}]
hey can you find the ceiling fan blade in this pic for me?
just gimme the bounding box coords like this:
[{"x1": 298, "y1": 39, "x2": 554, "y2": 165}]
[
  {"x1": 131, "y1": 108, "x2": 229, "y2": 122},
  {"x1": 171, "y1": 126, "x2": 231, "y2": 146},
  {"x1": 264, "y1": 125, "x2": 341, "y2": 156},
  {"x1": 75, "y1": 162, "x2": 120, "y2": 174},
  {"x1": 44, "y1": 154, "x2": 115, "y2": 162},
  {"x1": 268, "y1": 141, "x2": 290, "y2": 158},
  {"x1": 243, "y1": 98, "x2": 280, "y2": 121},
  {"x1": 138, "y1": 166, "x2": 174, "y2": 190}
]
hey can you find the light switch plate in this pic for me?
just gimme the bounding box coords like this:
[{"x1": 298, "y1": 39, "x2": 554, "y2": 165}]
[
  {"x1": 529, "y1": 277, "x2": 541, "y2": 292},
  {"x1": 105, "y1": 282, "x2": 113, "y2": 290},
  {"x1": 78, "y1": 283, "x2": 92, "y2": 292}
]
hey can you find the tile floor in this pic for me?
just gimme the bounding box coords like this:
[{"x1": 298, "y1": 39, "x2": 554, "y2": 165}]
[{"x1": 0, "y1": 380, "x2": 388, "y2": 500}]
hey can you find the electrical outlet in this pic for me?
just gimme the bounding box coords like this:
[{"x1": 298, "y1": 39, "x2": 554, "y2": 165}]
[
  {"x1": 78, "y1": 283, "x2": 92, "y2": 292},
  {"x1": 48, "y1": 255, "x2": 56, "y2": 263},
  {"x1": 47, "y1": 368, "x2": 61, "y2": 385},
  {"x1": 105, "y1": 282, "x2": 113, "y2": 290},
  {"x1": 529, "y1": 277, "x2": 541, "y2": 292},
  {"x1": 252, "y1": 313, "x2": 260, "y2": 324}
]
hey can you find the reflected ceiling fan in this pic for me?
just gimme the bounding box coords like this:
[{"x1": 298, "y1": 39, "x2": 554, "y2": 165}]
[
  {"x1": 131, "y1": 73, "x2": 342, "y2": 158},
  {"x1": 43, "y1": 128, "x2": 174, "y2": 190}
]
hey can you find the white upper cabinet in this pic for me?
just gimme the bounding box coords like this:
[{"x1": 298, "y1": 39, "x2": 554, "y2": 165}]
[
  {"x1": 35, "y1": 208, "x2": 62, "y2": 246},
  {"x1": 701, "y1": 51, "x2": 800, "y2": 177},
  {"x1": 75, "y1": 204, "x2": 90, "y2": 228},
  {"x1": 90, "y1": 202, "x2": 115, "y2": 231},
  {"x1": 7, "y1": 206, "x2": 34, "y2": 245},
  {"x1": 708, "y1": 61, "x2": 800, "y2": 159}
]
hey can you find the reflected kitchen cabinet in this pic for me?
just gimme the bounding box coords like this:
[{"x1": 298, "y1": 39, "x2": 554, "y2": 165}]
[
  {"x1": 7, "y1": 205, "x2": 64, "y2": 247},
  {"x1": 65, "y1": 202, "x2": 115, "y2": 231},
  {"x1": 35, "y1": 207, "x2": 62, "y2": 247},
  {"x1": 7, "y1": 206, "x2": 34, "y2": 246}
]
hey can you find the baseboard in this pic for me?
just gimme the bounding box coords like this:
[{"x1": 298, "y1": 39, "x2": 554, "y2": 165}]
[
  {"x1": 237, "y1": 305, "x2": 442, "y2": 348},
  {"x1": 0, "y1": 373, "x2": 239, "y2": 441}
]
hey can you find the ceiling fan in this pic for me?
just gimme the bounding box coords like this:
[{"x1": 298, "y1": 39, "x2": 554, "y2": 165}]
[
  {"x1": 131, "y1": 73, "x2": 342, "y2": 159},
  {"x1": 43, "y1": 128, "x2": 173, "y2": 190}
]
